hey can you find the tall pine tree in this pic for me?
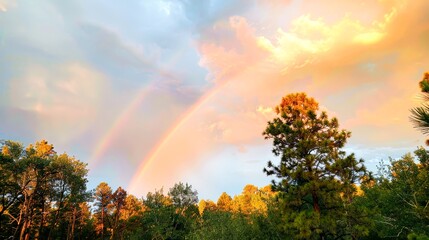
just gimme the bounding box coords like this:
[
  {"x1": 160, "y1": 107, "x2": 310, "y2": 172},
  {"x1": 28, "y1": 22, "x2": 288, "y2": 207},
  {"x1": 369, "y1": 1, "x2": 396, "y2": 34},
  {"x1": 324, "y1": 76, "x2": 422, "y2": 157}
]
[{"x1": 263, "y1": 93, "x2": 370, "y2": 239}]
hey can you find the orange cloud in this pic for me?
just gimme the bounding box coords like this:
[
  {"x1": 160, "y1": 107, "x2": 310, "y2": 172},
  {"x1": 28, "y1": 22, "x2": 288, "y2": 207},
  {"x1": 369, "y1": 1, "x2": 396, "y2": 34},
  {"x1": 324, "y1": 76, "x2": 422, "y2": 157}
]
[{"x1": 128, "y1": 0, "x2": 429, "y2": 197}]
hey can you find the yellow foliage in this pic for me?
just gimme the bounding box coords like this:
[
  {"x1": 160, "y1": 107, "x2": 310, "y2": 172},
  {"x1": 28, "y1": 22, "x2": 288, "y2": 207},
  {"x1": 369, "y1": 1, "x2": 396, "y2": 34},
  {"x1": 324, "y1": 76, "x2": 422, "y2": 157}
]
[
  {"x1": 354, "y1": 185, "x2": 364, "y2": 197},
  {"x1": 243, "y1": 184, "x2": 258, "y2": 195},
  {"x1": 217, "y1": 192, "x2": 233, "y2": 211},
  {"x1": 360, "y1": 175, "x2": 375, "y2": 188},
  {"x1": 198, "y1": 200, "x2": 217, "y2": 215},
  {"x1": 121, "y1": 195, "x2": 144, "y2": 220},
  {"x1": 1, "y1": 146, "x2": 10, "y2": 156},
  {"x1": 229, "y1": 184, "x2": 276, "y2": 215},
  {"x1": 35, "y1": 140, "x2": 55, "y2": 157},
  {"x1": 25, "y1": 140, "x2": 56, "y2": 158}
]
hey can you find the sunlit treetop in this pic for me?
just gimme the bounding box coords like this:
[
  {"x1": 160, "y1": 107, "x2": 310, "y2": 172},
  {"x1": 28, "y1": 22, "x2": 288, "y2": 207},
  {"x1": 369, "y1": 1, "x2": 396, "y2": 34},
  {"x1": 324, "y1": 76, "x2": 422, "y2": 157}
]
[
  {"x1": 419, "y1": 72, "x2": 429, "y2": 92},
  {"x1": 275, "y1": 92, "x2": 319, "y2": 117}
]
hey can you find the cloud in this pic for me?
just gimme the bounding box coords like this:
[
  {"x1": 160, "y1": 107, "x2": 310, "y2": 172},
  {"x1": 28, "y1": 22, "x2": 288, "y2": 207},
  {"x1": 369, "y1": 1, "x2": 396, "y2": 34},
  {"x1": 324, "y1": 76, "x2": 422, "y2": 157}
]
[
  {"x1": 2, "y1": 0, "x2": 429, "y2": 199},
  {"x1": 195, "y1": 0, "x2": 427, "y2": 148},
  {"x1": 128, "y1": 0, "x2": 429, "y2": 198},
  {"x1": 7, "y1": 62, "x2": 106, "y2": 143},
  {"x1": 257, "y1": 105, "x2": 273, "y2": 116},
  {"x1": 0, "y1": 0, "x2": 14, "y2": 12}
]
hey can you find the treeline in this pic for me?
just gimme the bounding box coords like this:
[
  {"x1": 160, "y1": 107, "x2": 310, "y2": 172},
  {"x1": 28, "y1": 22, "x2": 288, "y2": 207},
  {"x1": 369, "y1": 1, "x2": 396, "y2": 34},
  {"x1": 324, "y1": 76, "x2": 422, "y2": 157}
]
[
  {"x1": 1, "y1": 139, "x2": 428, "y2": 239},
  {"x1": 0, "y1": 140, "x2": 274, "y2": 240},
  {"x1": 2, "y1": 76, "x2": 429, "y2": 239}
]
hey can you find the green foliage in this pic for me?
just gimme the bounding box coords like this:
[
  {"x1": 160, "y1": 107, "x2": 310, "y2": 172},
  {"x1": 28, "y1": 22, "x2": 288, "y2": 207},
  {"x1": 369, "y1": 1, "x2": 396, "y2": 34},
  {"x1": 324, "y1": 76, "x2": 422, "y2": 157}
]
[
  {"x1": 188, "y1": 210, "x2": 261, "y2": 240},
  {"x1": 408, "y1": 233, "x2": 429, "y2": 240},
  {"x1": 125, "y1": 186, "x2": 199, "y2": 240},
  {"x1": 94, "y1": 182, "x2": 113, "y2": 239},
  {"x1": 411, "y1": 72, "x2": 429, "y2": 144},
  {"x1": 3, "y1": 82, "x2": 429, "y2": 240},
  {"x1": 362, "y1": 148, "x2": 429, "y2": 238},
  {"x1": 263, "y1": 93, "x2": 371, "y2": 239},
  {"x1": 0, "y1": 139, "x2": 91, "y2": 239},
  {"x1": 111, "y1": 186, "x2": 127, "y2": 239},
  {"x1": 419, "y1": 72, "x2": 429, "y2": 93},
  {"x1": 190, "y1": 196, "x2": 287, "y2": 240},
  {"x1": 410, "y1": 105, "x2": 429, "y2": 135}
]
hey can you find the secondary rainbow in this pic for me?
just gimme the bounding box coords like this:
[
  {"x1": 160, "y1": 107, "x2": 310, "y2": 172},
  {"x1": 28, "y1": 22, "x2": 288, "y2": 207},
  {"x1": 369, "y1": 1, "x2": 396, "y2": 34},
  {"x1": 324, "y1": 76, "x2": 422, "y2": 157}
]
[
  {"x1": 88, "y1": 49, "x2": 186, "y2": 170},
  {"x1": 127, "y1": 83, "x2": 225, "y2": 193},
  {"x1": 88, "y1": 86, "x2": 152, "y2": 170}
]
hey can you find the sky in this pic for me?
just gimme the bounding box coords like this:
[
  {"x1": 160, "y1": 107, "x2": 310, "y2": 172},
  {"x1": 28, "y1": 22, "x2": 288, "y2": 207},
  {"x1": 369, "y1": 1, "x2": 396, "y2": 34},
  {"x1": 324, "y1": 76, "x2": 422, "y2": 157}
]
[{"x1": 1, "y1": 0, "x2": 428, "y2": 200}]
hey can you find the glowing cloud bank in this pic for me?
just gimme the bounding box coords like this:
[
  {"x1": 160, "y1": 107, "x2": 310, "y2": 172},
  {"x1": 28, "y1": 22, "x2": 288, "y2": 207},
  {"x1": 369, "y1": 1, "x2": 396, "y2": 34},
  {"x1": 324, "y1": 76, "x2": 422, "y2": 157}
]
[{"x1": 1, "y1": 0, "x2": 428, "y2": 199}]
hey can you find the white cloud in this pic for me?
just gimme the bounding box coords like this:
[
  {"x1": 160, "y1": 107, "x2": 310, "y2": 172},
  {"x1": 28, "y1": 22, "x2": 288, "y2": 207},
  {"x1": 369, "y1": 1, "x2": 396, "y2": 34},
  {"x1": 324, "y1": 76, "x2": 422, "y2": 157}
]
[
  {"x1": 8, "y1": 62, "x2": 106, "y2": 143},
  {"x1": 0, "y1": 0, "x2": 14, "y2": 12}
]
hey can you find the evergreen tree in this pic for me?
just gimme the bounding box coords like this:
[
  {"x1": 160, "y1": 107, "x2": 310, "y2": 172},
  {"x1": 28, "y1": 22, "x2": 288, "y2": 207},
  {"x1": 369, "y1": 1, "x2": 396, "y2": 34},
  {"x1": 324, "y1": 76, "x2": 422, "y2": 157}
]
[
  {"x1": 362, "y1": 149, "x2": 429, "y2": 238},
  {"x1": 94, "y1": 182, "x2": 113, "y2": 239},
  {"x1": 410, "y1": 72, "x2": 429, "y2": 145},
  {"x1": 168, "y1": 182, "x2": 198, "y2": 210},
  {"x1": 111, "y1": 186, "x2": 127, "y2": 239},
  {"x1": 263, "y1": 93, "x2": 370, "y2": 239}
]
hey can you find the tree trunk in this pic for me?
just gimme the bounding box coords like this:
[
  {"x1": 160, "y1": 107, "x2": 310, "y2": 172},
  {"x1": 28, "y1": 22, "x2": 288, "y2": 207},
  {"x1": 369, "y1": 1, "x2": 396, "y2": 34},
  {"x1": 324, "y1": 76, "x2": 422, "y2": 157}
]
[
  {"x1": 68, "y1": 206, "x2": 77, "y2": 240},
  {"x1": 312, "y1": 191, "x2": 320, "y2": 213},
  {"x1": 48, "y1": 181, "x2": 66, "y2": 240},
  {"x1": 111, "y1": 204, "x2": 121, "y2": 240},
  {"x1": 20, "y1": 213, "x2": 33, "y2": 240},
  {"x1": 20, "y1": 196, "x2": 32, "y2": 240},
  {"x1": 19, "y1": 218, "x2": 28, "y2": 240},
  {"x1": 101, "y1": 207, "x2": 104, "y2": 240},
  {"x1": 38, "y1": 200, "x2": 46, "y2": 238}
]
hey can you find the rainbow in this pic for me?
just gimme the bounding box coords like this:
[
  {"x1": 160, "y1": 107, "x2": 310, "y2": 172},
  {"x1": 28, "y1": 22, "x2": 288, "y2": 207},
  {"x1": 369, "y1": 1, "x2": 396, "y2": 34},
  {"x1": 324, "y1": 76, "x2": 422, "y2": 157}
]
[
  {"x1": 127, "y1": 83, "x2": 224, "y2": 193},
  {"x1": 126, "y1": 50, "x2": 257, "y2": 194},
  {"x1": 88, "y1": 86, "x2": 152, "y2": 170},
  {"x1": 88, "y1": 48, "x2": 186, "y2": 170}
]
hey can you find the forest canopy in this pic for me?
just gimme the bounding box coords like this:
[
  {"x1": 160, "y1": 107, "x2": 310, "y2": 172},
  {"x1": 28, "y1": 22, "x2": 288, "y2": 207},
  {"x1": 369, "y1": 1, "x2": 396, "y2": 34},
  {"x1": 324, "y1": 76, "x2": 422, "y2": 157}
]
[{"x1": 1, "y1": 85, "x2": 429, "y2": 239}]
